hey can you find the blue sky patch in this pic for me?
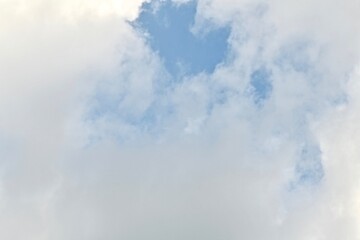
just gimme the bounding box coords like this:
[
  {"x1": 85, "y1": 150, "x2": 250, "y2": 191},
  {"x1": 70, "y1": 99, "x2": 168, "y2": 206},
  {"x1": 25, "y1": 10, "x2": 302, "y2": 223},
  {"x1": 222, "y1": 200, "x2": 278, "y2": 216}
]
[
  {"x1": 287, "y1": 143, "x2": 324, "y2": 191},
  {"x1": 296, "y1": 144, "x2": 324, "y2": 185},
  {"x1": 134, "y1": 0, "x2": 230, "y2": 76},
  {"x1": 249, "y1": 67, "x2": 273, "y2": 105}
]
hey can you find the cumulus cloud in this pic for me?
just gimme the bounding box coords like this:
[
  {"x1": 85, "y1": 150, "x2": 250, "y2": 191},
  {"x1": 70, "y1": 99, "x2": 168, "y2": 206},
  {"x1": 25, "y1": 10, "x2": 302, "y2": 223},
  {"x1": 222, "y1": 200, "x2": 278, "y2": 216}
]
[{"x1": 0, "y1": 0, "x2": 360, "y2": 239}]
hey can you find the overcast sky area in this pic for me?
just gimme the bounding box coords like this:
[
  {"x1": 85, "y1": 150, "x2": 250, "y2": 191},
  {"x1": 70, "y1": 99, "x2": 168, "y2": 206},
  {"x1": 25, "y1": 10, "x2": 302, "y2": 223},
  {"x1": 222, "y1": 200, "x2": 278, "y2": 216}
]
[{"x1": 1, "y1": 0, "x2": 360, "y2": 239}]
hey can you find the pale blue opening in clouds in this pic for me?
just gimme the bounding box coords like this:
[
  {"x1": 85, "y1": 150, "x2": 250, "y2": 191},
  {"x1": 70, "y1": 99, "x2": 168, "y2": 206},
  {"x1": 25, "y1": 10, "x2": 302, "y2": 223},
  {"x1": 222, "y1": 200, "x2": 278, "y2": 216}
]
[
  {"x1": 134, "y1": 0, "x2": 230, "y2": 76},
  {"x1": 249, "y1": 67, "x2": 273, "y2": 105},
  {"x1": 297, "y1": 144, "x2": 324, "y2": 185},
  {"x1": 287, "y1": 143, "x2": 324, "y2": 191}
]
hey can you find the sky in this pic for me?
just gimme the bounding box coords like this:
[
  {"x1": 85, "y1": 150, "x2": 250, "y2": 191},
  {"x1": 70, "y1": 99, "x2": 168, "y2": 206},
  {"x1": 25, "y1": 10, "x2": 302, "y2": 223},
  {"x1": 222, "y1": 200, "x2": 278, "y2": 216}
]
[{"x1": 0, "y1": 0, "x2": 360, "y2": 239}]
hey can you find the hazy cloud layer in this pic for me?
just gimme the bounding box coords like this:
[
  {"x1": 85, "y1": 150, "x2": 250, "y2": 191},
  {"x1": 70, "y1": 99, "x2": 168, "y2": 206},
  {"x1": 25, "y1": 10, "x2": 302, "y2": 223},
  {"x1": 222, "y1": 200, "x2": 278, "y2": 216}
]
[{"x1": 0, "y1": 0, "x2": 360, "y2": 239}]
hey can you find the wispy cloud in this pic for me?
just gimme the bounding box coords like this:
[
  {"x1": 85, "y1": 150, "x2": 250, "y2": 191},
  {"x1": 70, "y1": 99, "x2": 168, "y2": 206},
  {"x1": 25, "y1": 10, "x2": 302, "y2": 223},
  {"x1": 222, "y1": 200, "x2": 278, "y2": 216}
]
[{"x1": 0, "y1": 0, "x2": 360, "y2": 239}]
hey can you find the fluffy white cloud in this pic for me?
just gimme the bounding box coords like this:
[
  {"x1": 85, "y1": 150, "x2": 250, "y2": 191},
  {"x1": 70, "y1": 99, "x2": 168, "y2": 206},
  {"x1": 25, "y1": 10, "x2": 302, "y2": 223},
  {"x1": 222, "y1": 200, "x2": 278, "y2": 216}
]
[
  {"x1": 0, "y1": 0, "x2": 148, "y2": 21},
  {"x1": 0, "y1": 0, "x2": 153, "y2": 239},
  {"x1": 0, "y1": 0, "x2": 360, "y2": 239}
]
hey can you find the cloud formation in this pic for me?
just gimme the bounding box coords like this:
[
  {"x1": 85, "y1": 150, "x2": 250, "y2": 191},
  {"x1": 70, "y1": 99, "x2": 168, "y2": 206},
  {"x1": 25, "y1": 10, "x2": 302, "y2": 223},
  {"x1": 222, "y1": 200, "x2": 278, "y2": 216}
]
[{"x1": 0, "y1": 0, "x2": 360, "y2": 239}]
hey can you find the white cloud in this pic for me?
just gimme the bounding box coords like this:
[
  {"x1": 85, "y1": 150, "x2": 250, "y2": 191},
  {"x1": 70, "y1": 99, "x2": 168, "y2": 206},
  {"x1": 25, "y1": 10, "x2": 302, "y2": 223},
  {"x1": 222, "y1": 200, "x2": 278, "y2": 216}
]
[
  {"x1": 0, "y1": 0, "x2": 360, "y2": 239},
  {"x1": 0, "y1": 0, "x2": 148, "y2": 21},
  {"x1": 0, "y1": 1, "x2": 152, "y2": 238}
]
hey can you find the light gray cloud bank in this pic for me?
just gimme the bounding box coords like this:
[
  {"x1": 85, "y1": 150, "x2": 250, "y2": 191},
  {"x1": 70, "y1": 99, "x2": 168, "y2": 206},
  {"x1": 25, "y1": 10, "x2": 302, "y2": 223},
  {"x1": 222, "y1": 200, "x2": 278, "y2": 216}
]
[{"x1": 0, "y1": 0, "x2": 360, "y2": 239}]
